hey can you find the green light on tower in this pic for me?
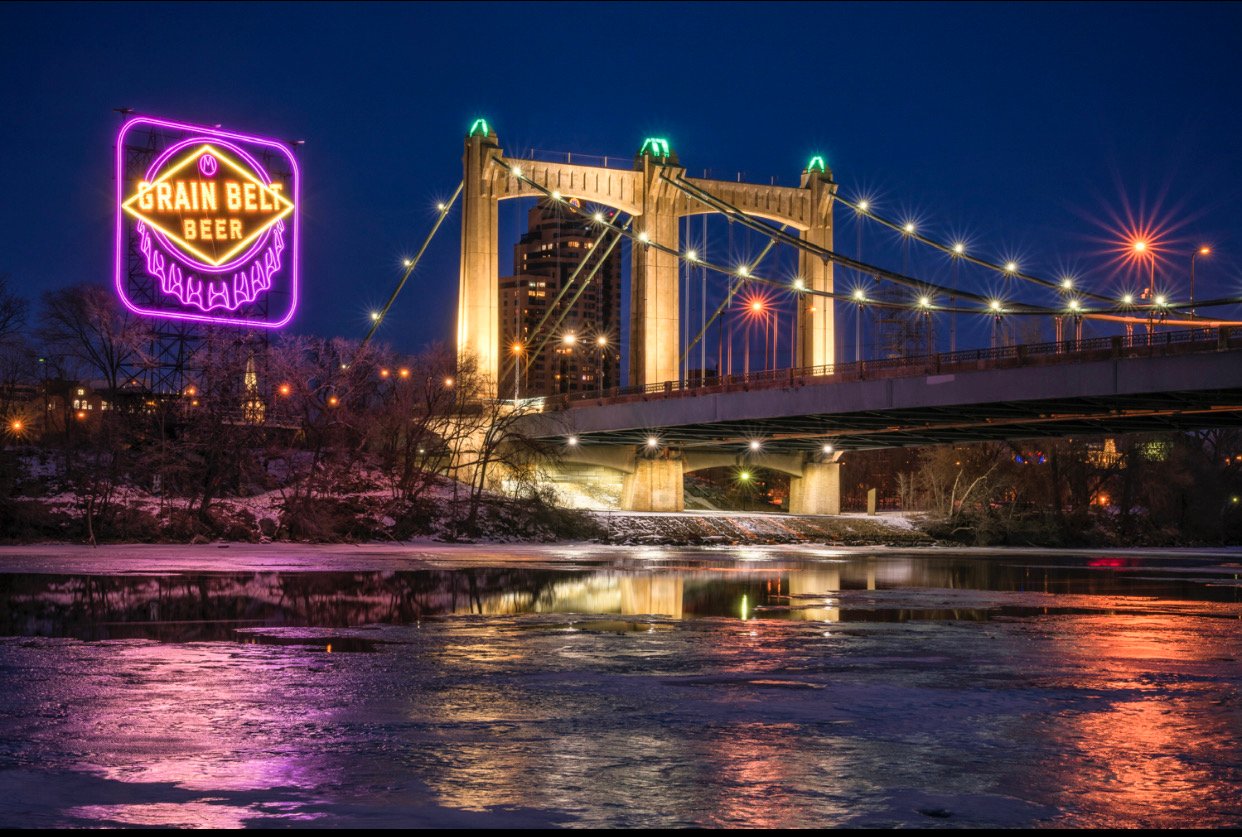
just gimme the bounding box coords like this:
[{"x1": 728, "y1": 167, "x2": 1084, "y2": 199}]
[
  {"x1": 807, "y1": 155, "x2": 827, "y2": 173},
  {"x1": 639, "y1": 137, "x2": 671, "y2": 159},
  {"x1": 468, "y1": 118, "x2": 490, "y2": 137}
]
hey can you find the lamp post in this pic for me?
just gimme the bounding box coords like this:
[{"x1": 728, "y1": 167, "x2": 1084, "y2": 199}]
[
  {"x1": 1133, "y1": 239, "x2": 1155, "y2": 338},
  {"x1": 595, "y1": 334, "x2": 608, "y2": 398},
  {"x1": 561, "y1": 332, "x2": 576, "y2": 395},
  {"x1": 1190, "y1": 246, "x2": 1211, "y2": 317},
  {"x1": 510, "y1": 341, "x2": 524, "y2": 403}
]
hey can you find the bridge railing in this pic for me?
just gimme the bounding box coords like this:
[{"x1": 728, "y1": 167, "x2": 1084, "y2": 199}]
[
  {"x1": 552, "y1": 326, "x2": 1238, "y2": 410},
  {"x1": 510, "y1": 148, "x2": 637, "y2": 171}
]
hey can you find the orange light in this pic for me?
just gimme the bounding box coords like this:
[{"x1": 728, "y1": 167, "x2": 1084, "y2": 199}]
[
  {"x1": 751, "y1": 300, "x2": 764, "y2": 312},
  {"x1": 1199, "y1": 246, "x2": 1212, "y2": 255},
  {"x1": 398, "y1": 367, "x2": 410, "y2": 379},
  {"x1": 379, "y1": 368, "x2": 390, "y2": 378},
  {"x1": 278, "y1": 383, "x2": 291, "y2": 396},
  {"x1": 327, "y1": 395, "x2": 339, "y2": 407},
  {"x1": 443, "y1": 376, "x2": 454, "y2": 388},
  {"x1": 511, "y1": 342, "x2": 524, "y2": 355},
  {"x1": 1132, "y1": 239, "x2": 1147, "y2": 254},
  {"x1": 184, "y1": 385, "x2": 197, "y2": 397},
  {"x1": 10, "y1": 420, "x2": 23, "y2": 432},
  {"x1": 190, "y1": 399, "x2": 199, "y2": 407},
  {"x1": 76, "y1": 410, "x2": 87, "y2": 420}
]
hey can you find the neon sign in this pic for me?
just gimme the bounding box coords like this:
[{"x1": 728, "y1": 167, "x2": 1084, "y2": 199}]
[{"x1": 114, "y1": 116, "x2": 300, "y2": 327}]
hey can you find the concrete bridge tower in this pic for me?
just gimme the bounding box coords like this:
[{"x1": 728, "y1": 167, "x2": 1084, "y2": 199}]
[{"x1": 457, "y1": 121, "x2": 836, "y2": 396}]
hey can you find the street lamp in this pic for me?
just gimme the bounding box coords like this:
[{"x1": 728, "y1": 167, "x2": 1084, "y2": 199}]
[
  {"x1": 595, "y1": 335, "x2": 608, "y2": 398},
  {"x1": 511, "y1": 341, "x2": 524, "y2": 402},
  {"x1": 1191, "y1": 246, "x2": 1211, "y2": 316},
  {"x1": 852, "y1": 287, "x2": 866, "y2": 363},
  {"x1": 561, "y1": 333, "x2": 576, "y2": 395}
]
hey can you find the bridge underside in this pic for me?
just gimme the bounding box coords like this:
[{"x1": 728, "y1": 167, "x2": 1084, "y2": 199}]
[
  {"x1": 521, "y1": 340, "x2": 1242, "y2": 513},
  {"x1": 550, "y1": 389, "x2": 1242, "y2": 453},
  {"x1": 531, "y1": 348, "x2": 1242, "y2": 453}
]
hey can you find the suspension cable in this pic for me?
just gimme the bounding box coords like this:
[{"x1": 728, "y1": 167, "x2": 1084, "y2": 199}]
[
  {"x1": 360, "y1": 180, "x2": 463, "y2": 350},
  {"x1": 490, "y1": 156, "x2": 1242, "y2": 325}
]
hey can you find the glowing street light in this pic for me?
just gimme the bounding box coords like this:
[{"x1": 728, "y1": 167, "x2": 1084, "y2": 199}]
[
  {"x1": 398, "y1": 367, "x2": 410, "y2": 379},
  {"x1": 443, "y1": 376, "x2": 454, "y2": 388},
  {"x1": 593, "y1": 211, "x2": 604, "y2": 222},
  {"x1": 436, "y1": 202, "x2": 446, "y2": 212},
  {"x1": 551, "y1": 190, "x2": 562, "y2": 201},
  {"x1": 952, "y1": 242, "x2": 965, "y2": 255},
  {"x1": 403, "y1": 259, "x2": 413, "y2": 268},
  {"x1": 562, "y1": 332, "x2": 577, "y2": 346},
  {"x1": 278, "y1": 383, "x2": 292, "y2": 396},
  {"x1": 1068, "y1": 299, "x2": 1081, "y2": 312},
  {"x1": 1061, "y1": 277, "x2": 1074, "y2": 290},
  {"x1": 511, "y1": 166, "x2": 523, "y2": 178},
  {"x1": 792, "y1": 277, "x2": 805, "y2": 291},
  {"x1": 856, "y1": 199, "x2": 870, "y2": 213},
  {"x1": 646, "y1": 436, "x2": 660, "y2": 449},
  {"x1": 566, "y1": 436, "x2": 579, "y2": 447},
  {"x1": 596, "y1": 335, "x2": 608, "y2": 348},
  {"x1": 685, "y1": 249, "x2": 698, "y2": 262},
  {"x1": 902, "y1": 222, "x2": 916, "y2": 234},
  {"x1": 511, "y1": 341, "x2": 525, "y2": 401},
  {"x1": 1121, "y1": 293, "x2": 1134, "y2": 305},
  {"x1": 380, "y1": 368, "x2": 390, "y2": 379},
  {"x1": 737, "y1": 265, "x2": 749, "y2": 278},
  {"x1": 327, "y1": 395, "x2": 339, "y2": 407},
  {"x1": 1191, "y1": 245, "x2": 1212, "y2": 315},
  {"x1": 918, "y1": 295, "x2": 931, "y2": 308},
  {"x1": 738, "y1": 470, "x2": 752, "y2": 482},
  {"x1": 822, "y1": 443, "x2": 834, "y2": 454},
  {"x1": 990, "y1": 299, "x2": 1003, "y2": 312},
  {"x1": 749, "y1": 439, "x2": 762, "y2": 452},
  {"x1": 1004, "y1": 261, "x2": 1018, "y2": 273},
  {"x1": 637, "y1": 231, "x2": 649, "y2": 244},
  {"x1": 852, "y1": 288, "x2": 866, "y2": 302},
  {"x1": 370, "y1": 311, "x2": 381, "y2": 322}
]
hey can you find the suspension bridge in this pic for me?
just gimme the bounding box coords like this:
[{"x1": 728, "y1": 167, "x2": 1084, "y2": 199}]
[{"x1": 368, "y1": 120, "x2": 1242, "y2": 513}]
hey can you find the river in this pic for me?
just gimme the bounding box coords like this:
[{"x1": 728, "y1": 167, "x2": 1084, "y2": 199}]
[{"x1": 0, "y1": 545, "x2": 1239, "y2": 827}]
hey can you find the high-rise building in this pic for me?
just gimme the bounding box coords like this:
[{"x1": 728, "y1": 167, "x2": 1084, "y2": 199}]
[{"x1": 500, "y1": 200, "x2": 622, "y2": 398}]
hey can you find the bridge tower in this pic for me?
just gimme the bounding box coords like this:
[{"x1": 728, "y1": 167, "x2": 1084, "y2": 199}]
[{"x1": 457, "y1": 122, "x2": 836, "y2": 396}]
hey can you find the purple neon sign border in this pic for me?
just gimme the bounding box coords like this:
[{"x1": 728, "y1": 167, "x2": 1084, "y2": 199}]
[{"x1": 114, "y1": 115, "x2": 301, "y2": 329}]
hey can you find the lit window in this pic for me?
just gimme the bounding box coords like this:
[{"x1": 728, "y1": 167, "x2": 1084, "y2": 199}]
[{"x1": 76, "y1": 388, "x2": 85, "y2": 397}]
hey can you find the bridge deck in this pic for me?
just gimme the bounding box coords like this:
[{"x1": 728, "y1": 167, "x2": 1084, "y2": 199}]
[{"x1": 526, "y1": 328, "x2": 1242, "y2": 452}]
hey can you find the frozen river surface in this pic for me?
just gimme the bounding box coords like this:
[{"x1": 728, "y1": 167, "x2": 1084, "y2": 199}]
[{"x1": 0, "y1": 545, "x2": 1239, "y2": 828}]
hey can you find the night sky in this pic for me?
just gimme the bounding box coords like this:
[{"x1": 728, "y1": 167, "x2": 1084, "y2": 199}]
[{"x1": 3, "y1": 1, "x2": 1240, "y2": 359}]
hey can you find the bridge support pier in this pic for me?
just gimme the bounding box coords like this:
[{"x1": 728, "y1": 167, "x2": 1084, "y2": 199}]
[
  {"x1": 788, "y1": 459, "x2": 842, "y2": 516},
  {"x1": 620, "y1": 454, "x2": 685, "y2": 512}
]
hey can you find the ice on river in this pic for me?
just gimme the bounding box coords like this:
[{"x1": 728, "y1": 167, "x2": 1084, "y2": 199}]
[{"x1": 0, "y1": 546, "x2": 1239, "y2": 828}]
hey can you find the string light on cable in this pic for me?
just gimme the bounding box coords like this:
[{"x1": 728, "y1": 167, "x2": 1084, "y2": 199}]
[{"x1": 485, "y1": 155, "x2": 1242, "y2": 329}]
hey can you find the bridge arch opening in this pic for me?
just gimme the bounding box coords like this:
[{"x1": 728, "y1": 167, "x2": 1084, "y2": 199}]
[{"x1": 684, "y1": 465, "x2": 790, "y2": 513}]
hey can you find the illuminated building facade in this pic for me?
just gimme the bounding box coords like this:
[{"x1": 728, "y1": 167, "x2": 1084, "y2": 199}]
[{"x1": 500, "y1": 200, "x2": 621, "y2": 397}]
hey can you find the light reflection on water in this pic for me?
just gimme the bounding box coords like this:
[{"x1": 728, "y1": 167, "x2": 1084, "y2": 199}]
[{"x1": 0, "y1": 549, "x2": 1239, "y2": 828}]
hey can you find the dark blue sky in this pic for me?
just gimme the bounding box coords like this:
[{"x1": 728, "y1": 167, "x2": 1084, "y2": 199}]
[{"x1": 2, "y1": 1, "x2": 1240, "y2": 356}]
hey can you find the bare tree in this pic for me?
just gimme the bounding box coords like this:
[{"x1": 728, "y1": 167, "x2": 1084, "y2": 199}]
[
  {"x1": 38, "y1": 284, "x2": 146, "y2": 392},
  {"x1": 0, "y1": 275, "x2": 28, "y2": 347}
]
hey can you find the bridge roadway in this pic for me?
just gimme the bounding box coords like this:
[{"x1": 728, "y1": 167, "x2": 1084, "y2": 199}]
[{"x1": 517, "y1": 328, "x2": 1242, "y2": 514}]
